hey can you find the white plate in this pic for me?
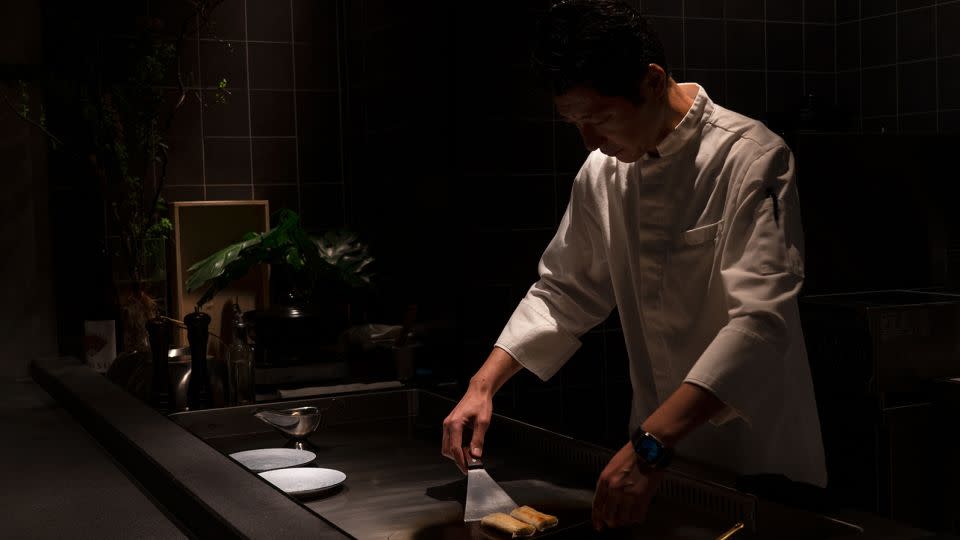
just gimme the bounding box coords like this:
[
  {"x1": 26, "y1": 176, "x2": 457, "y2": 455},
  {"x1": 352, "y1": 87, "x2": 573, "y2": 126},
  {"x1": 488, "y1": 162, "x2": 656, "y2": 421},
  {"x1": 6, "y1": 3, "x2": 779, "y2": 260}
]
[
  {"x1": 229, "y1": 448, "x2": 316, "y2": 472},
  {"x1": 258, "y1": 467, "x2": 347, "y2": 496}
]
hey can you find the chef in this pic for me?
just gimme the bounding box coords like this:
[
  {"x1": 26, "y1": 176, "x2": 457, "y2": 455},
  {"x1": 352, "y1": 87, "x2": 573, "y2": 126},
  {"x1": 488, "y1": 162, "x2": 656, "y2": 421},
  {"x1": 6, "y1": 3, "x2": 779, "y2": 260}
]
[{"x1": 441, "y1": 0, "x2": 827, "y2": 531}]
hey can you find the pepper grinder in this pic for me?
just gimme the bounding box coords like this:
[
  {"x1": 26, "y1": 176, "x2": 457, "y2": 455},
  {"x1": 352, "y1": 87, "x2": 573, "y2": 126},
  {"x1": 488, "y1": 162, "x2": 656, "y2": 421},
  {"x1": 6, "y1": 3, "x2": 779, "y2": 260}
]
[
  {"x1": 147, "y1": 316, "x2": 171, "y2": 412},
  {"x1": 185, "y1": 308, "x2": 212, "y2": 410}
]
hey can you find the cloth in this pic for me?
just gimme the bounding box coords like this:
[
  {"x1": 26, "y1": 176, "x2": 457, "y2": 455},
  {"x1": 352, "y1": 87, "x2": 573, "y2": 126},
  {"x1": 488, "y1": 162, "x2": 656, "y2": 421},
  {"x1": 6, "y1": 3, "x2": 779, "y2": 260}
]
[{"x1": 495, "y1": 83, "x2": 827, "y2": 486}]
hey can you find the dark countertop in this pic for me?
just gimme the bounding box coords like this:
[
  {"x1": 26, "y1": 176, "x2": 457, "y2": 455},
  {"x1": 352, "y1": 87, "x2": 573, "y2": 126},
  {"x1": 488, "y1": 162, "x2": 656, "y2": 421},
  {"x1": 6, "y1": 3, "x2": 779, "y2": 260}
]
[
  {"x1": 0, "y1": 377, "x2": 187, "y2": 539},
  {"x1": 23, "y1": 357, "x2": 959, "y2": 540}
]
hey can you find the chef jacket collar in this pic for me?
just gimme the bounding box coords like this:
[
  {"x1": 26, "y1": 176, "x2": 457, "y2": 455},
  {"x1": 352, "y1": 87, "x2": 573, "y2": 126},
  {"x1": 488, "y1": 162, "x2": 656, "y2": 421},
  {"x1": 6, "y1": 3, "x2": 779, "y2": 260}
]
[{"x1": 643, "y1": 83, "x2": 710, "y2": 161}]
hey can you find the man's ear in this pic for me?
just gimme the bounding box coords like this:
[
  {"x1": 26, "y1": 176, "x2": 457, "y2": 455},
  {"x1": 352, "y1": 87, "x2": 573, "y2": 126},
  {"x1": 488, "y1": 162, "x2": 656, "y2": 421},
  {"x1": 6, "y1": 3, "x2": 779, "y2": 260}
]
[{"x1": 645, "y1": 63, "x2": 667, "y2": 98}]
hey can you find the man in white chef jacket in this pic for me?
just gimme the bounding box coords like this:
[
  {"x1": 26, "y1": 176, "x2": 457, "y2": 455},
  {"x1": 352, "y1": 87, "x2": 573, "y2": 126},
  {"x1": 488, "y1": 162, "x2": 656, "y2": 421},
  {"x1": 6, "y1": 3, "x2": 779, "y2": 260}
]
[{"x1": 441, "y1": 0, "x2": 827, "y2": 530}]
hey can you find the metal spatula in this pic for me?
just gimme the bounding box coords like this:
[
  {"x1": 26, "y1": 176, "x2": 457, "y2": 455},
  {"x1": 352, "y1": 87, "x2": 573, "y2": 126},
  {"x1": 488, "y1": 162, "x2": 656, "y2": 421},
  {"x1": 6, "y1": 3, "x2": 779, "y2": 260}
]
[{"x1": 463, "y1": 454, "x2": 518, "y2": 522}]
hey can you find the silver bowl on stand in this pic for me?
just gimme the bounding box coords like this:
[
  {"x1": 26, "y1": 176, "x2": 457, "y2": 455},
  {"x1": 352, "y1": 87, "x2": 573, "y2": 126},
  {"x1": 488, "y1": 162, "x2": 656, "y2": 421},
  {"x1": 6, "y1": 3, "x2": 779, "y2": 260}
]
[{"x1": 254, "y1": 403, "x2": 336, "y2": 450}]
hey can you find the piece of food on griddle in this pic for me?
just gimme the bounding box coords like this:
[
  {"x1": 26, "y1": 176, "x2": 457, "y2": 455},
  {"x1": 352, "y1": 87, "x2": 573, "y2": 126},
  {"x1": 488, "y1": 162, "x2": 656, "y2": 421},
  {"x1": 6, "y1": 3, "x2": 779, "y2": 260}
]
[
  {"x1": 509, "y1": 506, "x2": 558, "y2": 531},
  {"x1": 480, "y1": 512, "x2": 536, "y2": 538}
]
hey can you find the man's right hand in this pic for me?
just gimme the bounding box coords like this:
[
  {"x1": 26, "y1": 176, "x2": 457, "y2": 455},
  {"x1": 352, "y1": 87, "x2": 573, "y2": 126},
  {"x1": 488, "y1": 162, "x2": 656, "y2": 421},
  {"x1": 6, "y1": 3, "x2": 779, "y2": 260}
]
[
  {"x1": 441, "y1": 387, "x2": 493, "y2": 473},
  {"x1": 441, "y1": 347, "x2": 524, "y2": 473}
]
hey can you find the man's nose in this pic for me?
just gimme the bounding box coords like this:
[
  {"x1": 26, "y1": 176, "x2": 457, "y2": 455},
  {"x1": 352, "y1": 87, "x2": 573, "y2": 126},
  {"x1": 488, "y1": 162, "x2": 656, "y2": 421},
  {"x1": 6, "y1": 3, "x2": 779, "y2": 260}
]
[{"x1": 578, "y1": 124, "x2": 605, "y2": 151}]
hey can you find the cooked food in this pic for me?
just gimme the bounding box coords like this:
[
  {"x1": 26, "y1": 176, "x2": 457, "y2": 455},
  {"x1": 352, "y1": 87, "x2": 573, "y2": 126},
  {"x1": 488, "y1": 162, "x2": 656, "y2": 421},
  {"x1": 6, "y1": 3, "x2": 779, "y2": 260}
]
[
  {"x1": 509, "y1": 506, "x2": 558, "y2": 531},
  {"x1": 479, "y1": 512, "x2": 536, "y2": 538}
]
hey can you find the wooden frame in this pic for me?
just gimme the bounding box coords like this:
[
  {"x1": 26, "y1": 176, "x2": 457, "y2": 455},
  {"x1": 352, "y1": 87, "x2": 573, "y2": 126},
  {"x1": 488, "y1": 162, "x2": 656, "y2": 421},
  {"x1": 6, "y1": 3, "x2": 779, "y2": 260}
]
[{"x1": 169, "y1": 200, "x2": 270, "y2": 356}]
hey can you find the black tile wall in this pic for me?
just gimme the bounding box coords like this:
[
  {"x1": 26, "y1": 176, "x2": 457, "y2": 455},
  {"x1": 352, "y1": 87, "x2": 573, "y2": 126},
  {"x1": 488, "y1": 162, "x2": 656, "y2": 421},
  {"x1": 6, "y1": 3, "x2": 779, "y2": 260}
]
[
  {"x1": 861, "y1": 66, "x2": 898, "y2": 116},
  {"x1": 837, "y1": 22, "x2": 860, "y2": 71},
  {"x1": 727, "y1": 21, "x2": 765, "y2": 69},
  {"x1": 199, "y1": 40, "x2": 247, "y2": 88},
  {"x1": 143, "y1": 0, "x2": 344, "y2": 234},
  {"x1": 246, "y1": 0, "x2": 293, "y2": 42},
  {"x1": 766, "y1": 0, "x2": 804, "y2": 21},
  {"x1": 248, "y1": 43, "x2": 295, "y2": 88},
  {"x1": 861, "y1": 0, "x2": 897, "y2": 18},
  {"x1": 861, "y1": 15, "x2": 897, "y2": 67},
  {"x1": 898, "y1": 8, "x2": 936, "y2": 62},
  {"x1": 686, "y1": 0, "x2": 725, "y2": 18},
  {"x1": 201, "y1": 89, "x2": 250, "y2": 136},
  {"x1": 900, "y1": 0, "x2": 936, "y2": 9},
  {"x1": 252, "y1": 139, "x2": 298, "y2": 183},
  {"x1": 942, "y1": 56, "x2": 960, "y2": 110},
  {"x1": 899, "y1": 61, "x2": 938, "y2": 113},
  {"x1": 806, "y1": 24, "x2": 836, "y2": 71},
  {"x1": 250, "y1": 91, "x2": 295, "y2": 136},
  {"x1": 647, "y1": 17, "x2": 684, "y2": 74},
  {"x1": 684, "y1": 19, "x2": 725, "y2": 69},
  {"x1": 899, "y1": 112, "x2": 938, "y2": 132},
  {"x1": 836, "y1": 0, "x2": 958, "y2": 133},
  {"x1": 724, "y1": 0, "x2": 764, "y2": 19},
  {"x1": 206, "y1": 185, "x2": 254, "y2": 200},
  {"x1": 639, "y1": 0, "x2": 683, "y2": 17},
  {"x1": 727, "y1": 70, "x2": 767, "y2": 118},
  {"x1": 942, "y1": 2, "x2": 960, "y2": 56},
  {"x1": 806, "y1": 0, "x2": 836, "y2": 23},
  {"x1": 767, "y1": 22, "x2": 804, "y2": 70},
  {"x1": 837, "y1": 0, "x2": 860, "y2": 21},
  {"x1": 202, "y1": 0, "x2": 246, "y2": 40}
]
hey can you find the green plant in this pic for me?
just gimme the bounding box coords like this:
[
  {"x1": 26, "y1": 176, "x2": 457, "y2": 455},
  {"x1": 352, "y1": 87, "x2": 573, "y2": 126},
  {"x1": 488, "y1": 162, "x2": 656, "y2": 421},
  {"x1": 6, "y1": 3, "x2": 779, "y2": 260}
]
[
  {"x1": 5, "y1": 0, "x2": 229, "y2": 296},
  {"x1": 186, "y1": 210, "x2": 375, "y2": 309}
]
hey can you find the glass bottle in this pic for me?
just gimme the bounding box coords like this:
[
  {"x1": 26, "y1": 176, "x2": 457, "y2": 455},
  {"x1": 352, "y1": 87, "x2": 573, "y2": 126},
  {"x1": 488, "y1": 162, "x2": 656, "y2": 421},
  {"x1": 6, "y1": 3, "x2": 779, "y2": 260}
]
[{"x1": 227, "y1": 302, "x2": 255, "y2": 406}]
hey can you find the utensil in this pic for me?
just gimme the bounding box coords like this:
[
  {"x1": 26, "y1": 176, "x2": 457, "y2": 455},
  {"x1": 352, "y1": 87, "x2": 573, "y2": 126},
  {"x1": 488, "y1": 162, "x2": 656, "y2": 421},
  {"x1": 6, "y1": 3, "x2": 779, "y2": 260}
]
[
  {"x1": 259, "y1": 467, "x2": 347, "y2": 497},
  {"x1": 716, "y1": 521, "x2": 745, "y2": 540},
  {"x1": 254, "y1": 404, "x2": 334, "y2": 450},
  {"x1": 229, "y1": 448, "x2": 317, "y2": 472},
  {"x1": 463, "y1": 453, "x2": 518, "y2": 523}
]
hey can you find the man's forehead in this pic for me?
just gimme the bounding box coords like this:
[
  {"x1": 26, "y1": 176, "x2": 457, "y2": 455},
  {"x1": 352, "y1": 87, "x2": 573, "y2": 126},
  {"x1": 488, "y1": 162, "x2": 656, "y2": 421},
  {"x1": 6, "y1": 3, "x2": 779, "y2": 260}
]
[{"x1": 554, "y1": 88, "x2": 611, "y2": 119}]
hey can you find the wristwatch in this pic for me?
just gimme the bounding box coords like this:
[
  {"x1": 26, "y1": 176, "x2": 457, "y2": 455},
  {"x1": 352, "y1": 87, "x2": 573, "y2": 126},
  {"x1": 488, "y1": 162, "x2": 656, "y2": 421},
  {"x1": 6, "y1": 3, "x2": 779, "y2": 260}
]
[{"x1": 631, "y1": 428, "x2": 674, "y2": 469}]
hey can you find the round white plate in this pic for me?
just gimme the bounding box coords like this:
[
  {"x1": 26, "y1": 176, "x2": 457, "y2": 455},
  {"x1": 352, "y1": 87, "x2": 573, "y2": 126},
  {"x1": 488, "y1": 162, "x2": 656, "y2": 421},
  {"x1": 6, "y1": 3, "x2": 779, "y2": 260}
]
[
  {"x1": 229, "y1": 448, "x2": 316, "y2": 472},
  {"x1": 258, "y1": 467, "x2": 347, "y2": 496}
]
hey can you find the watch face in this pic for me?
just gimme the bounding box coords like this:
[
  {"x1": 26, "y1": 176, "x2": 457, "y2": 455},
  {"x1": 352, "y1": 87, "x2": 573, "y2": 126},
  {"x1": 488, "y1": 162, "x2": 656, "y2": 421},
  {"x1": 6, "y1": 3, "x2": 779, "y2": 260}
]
[{"x1": 636, "y1": 435, "x2": 662, "y2": 463}]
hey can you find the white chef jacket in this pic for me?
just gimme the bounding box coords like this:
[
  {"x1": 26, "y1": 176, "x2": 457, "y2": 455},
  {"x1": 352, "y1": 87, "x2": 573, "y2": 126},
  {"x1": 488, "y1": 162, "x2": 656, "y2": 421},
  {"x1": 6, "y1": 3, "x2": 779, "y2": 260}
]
[{"x1": 495, "y1": 83, "x2": 827, "y2": 487}]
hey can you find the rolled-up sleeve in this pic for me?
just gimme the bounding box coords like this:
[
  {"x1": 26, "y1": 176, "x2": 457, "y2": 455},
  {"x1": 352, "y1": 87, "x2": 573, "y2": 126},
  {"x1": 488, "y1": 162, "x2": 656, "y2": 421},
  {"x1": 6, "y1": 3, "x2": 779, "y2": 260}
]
[
  {"x1": 495, "y1": 167, "x2": 616, "y2": 381},
  {"x1": 685, "y1": 145, "x2": 805, "y2": 426}
]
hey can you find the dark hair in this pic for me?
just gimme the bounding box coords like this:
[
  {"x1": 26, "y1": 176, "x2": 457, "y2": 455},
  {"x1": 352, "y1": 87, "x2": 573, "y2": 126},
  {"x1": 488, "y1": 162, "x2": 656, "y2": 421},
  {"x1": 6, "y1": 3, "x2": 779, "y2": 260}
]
[{"x1": 532, "y1": 0, "x2": 669, "y2": 103}]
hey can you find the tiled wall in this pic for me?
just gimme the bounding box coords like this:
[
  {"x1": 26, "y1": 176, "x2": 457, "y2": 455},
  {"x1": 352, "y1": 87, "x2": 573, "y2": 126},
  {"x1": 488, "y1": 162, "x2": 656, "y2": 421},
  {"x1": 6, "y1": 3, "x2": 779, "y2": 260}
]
[
  {"x1": 152, "y1": 0, "x2": 457, "y2": 323},
  {"x1": 638, "y1": 0, "x2": 838, "y2": 127},
  {"x1": 152, "y1": 0, "x2": 346, "y2": 232},
  {"x1": 837, "y1": 0, "x2": 960, "y2": 133}
]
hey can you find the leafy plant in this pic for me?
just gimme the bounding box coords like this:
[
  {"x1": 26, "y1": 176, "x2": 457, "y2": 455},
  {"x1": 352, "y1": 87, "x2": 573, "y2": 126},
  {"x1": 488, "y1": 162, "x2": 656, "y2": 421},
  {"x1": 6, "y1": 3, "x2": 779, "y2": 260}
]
[
  {"x1": 5, "y1": 0, "x2": 229, "y2": 294},
  {"x1": 186, "y1": 210, "x2": 374, "y2": 309}
]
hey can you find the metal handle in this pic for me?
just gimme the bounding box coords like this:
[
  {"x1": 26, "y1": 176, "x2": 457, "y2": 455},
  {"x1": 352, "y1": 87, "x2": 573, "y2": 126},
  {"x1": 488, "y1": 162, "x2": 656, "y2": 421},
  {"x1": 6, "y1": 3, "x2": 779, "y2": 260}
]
[
  {"x1": 464, "y1": 448, "x2": 483, "y2": 470},
  {"x1": 715, "y1": 522, "x2": 745, "y2": 540}
]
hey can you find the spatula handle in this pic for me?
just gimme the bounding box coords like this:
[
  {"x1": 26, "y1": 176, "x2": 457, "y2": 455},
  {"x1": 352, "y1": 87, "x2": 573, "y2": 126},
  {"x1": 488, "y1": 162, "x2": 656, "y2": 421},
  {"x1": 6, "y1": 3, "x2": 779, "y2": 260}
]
[{"x1": 464, "y1": 448, "x2": 484, "y2": 470}]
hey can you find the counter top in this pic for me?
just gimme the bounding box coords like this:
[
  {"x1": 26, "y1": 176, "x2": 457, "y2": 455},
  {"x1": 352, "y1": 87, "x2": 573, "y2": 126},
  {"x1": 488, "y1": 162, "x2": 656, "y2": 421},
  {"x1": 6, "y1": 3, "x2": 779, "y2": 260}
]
[
  {"x1": 0, "y1": 377, "x2": 186, "y2": 539},
  {"x1": 25, "y1": 356, "x2": 957, "y2": 540}
]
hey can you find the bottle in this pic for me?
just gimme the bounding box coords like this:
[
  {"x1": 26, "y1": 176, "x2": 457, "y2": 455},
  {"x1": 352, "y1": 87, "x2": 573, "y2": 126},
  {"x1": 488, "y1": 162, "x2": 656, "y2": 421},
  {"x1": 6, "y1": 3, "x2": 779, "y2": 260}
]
[
  {"x1": 227, "y1": 302, "x2": 255, "y2": 405},
  {"x1": 185, "y1": 308, "x2": 212, "y2": 410},
  {"x1": 147, "y1": 316, "x2": 171, "y2": 412},
  {"x1": 83, "y1": 241, "x2": 120, "y2": 372}
]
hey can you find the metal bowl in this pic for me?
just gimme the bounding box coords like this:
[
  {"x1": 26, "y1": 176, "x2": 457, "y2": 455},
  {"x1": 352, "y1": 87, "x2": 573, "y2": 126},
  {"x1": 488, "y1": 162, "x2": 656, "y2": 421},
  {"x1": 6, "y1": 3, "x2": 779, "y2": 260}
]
[{"x1": 254, "y1": 406, "x2": 324, "y2": 439}]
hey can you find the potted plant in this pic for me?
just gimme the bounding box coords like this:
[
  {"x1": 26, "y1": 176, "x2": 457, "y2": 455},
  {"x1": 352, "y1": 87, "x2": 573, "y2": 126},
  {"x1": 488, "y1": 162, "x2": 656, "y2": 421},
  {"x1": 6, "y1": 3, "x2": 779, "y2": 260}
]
[
  {"x1": 8, "y1": 1, "x2": 231, "y2": 360},
  {"x1": 185, "y1": 209, "x2": 375, "y2": 349}
]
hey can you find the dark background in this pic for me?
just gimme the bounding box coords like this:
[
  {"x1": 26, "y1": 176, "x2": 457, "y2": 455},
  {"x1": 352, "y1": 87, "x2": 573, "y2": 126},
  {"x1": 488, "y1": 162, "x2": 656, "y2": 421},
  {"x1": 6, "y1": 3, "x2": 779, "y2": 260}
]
[{"x1": 3, "y1": 0, "x2": 960, "y2": 451}]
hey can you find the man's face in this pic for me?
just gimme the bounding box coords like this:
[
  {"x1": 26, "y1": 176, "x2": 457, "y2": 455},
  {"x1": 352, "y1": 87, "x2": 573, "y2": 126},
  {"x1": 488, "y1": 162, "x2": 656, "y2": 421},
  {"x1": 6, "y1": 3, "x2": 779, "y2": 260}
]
[{"x1": 554, "y1": 84, "x2": 663, "y2": 163}]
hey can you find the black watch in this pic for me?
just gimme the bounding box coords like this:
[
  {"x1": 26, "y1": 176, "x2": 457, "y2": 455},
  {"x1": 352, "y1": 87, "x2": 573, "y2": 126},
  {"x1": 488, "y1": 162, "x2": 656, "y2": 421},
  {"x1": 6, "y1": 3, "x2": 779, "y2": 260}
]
[{"x1": 630, "y1": 428, "x2": 674, "y2": 469}]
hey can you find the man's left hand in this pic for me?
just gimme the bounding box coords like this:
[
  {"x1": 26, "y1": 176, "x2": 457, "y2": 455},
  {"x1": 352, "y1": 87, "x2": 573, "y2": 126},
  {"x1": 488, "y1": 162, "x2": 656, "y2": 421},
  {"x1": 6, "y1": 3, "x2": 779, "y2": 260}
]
[{"x1": 592, "y1": 441, "x2": 664, "y2": 530}]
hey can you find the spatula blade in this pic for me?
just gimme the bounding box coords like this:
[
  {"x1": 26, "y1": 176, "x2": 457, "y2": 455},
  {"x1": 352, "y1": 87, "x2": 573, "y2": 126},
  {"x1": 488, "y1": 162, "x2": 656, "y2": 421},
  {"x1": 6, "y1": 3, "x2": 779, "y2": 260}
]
[{"x1": 464, "y1": 464, "x2": 518, "y2": 522}]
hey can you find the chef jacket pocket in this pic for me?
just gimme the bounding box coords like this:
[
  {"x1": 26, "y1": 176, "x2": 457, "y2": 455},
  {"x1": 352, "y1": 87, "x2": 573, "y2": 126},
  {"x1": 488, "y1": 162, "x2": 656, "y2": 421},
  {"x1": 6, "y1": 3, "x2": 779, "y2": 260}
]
[
  {"x1": 664, "y1": 220, "x2": 724, "y2": 311},
  {"x1": 681, "y1": 219, "x2": 724, "y2": 246}
]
